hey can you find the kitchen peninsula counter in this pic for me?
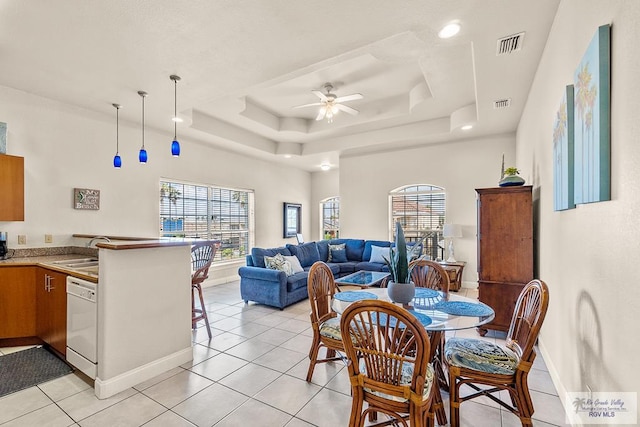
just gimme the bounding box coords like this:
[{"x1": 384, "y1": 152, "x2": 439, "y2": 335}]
[{"x1": 94, "y1": 238, "x2": 192, "y2": 399}]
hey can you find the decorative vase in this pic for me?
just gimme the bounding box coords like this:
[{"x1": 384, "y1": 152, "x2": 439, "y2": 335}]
[
  {"x1": 499, "y1": 174, "x2": 525, "y2": 187},
  {"x1": 387, "y1": 281, "x2": 416, "y2": 304}
]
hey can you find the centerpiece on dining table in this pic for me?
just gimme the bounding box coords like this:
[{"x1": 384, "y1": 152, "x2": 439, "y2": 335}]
[{"x1": 383, "y1": 221, "x2": 423, "y2": 304}]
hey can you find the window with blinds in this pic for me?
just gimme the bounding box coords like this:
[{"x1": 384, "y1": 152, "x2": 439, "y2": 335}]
[
  {"x1": 160, "y1": 181, "x2": 253, "y2": 262},
  {"x1": 389, "y1": 184, "x2": 446, "y2": 260},
  {"x1": 321, "y1": 197, "x2": 340, "y2": 239}
]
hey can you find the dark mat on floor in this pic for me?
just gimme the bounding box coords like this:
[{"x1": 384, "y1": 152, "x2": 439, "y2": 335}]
[{"x1": 0, "y1": 346, "x2": 73, "y2": 398}]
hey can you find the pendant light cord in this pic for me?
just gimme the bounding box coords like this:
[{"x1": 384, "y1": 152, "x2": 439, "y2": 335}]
[
  {"x1": 116, "y1": 107, "x2": 119, "y2": 153},
  {"x1": 174, "y1": 78, "x2": 178, "y2": 139},
  {"x1": 141, "y1": 94, "x2": 145, "y2": 149}
]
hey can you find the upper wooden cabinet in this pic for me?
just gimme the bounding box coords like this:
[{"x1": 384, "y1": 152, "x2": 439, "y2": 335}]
[{"x1": 0, "y1": 154, "x2": 25, "y2": 221}]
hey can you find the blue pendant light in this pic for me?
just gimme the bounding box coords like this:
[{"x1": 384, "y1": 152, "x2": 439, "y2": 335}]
[
  {"x1": 138, "y1": 90, "x2": 148, "y2": 164},
  {"x1": 170, "y1": 75, "x2": 181, "y2": 157},
  {"x1": 112, "y1": 103, "x2": 122, "y2": 168}
]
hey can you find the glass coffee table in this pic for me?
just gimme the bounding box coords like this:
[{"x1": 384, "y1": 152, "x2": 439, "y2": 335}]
[{"x1": 334, "y1": 270, "x2": 389, "y2": 289}]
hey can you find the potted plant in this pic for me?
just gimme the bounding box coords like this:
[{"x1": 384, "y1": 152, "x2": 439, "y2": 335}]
[
  {"x1": 499, "y1": 167, "x2": 525, "y2": 187},
  {"x1": 384, "y1": 221, "x2": 423, "y2": 304}
]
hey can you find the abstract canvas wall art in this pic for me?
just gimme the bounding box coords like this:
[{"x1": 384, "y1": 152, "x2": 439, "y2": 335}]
[
  {"x1": 573, "y1": 24, "x2": 611, "y2": 204},
  {"x1": 553, "y1": 85, "x2": 575, "y2": 211}
]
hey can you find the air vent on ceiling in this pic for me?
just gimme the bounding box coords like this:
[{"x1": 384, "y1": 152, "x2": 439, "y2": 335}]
[
  {"x1": 496, "y1": 32, "x2": 525, "y2": 55},
  {"x1": 494, "y1": 98, "x2": 512, "y2": 109}
]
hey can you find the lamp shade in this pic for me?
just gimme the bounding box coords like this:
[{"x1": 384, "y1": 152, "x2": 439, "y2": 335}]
[{"x1": 443, "y1": 224, "x2": 462, "y2": 238}]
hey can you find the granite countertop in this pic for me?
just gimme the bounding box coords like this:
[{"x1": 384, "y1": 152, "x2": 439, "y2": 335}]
[{"x1": 0, "y1": 252, "x2": 100, "y2": 283}]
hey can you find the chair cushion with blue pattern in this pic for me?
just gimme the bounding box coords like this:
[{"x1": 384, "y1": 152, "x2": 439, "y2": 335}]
[
  {"x1": 444, "y1": 337, "x2": 518, "y2": 375},
  {"x1": 319, "y1": 317, "x2": 342, "y2": 341},
  {"x1": 359, "y1": 358, "x2": 435, "y2": 402}
]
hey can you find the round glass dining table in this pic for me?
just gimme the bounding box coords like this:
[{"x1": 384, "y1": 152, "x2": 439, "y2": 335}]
[{"x1": 331, "y1": 287, "x2": 495, "y2": 425}]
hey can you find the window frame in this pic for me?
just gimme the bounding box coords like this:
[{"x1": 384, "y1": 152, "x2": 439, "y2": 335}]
[
  {"x1": 159, "y1": 179, "x2": 254, "y2": 264},
  {"x1": 389, "y1": 184, "x2": 446, "y2": 260},
  {"x1": 320, "y1": 196, "x2": 340, "y2": 240}
]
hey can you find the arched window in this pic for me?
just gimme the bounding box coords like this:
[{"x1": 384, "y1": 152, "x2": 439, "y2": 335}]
[
  {"x1": 320, "y1": 197, "x2": 340, "y2": 240},
  {"x1": 389, "y1": 184, "x2": 445, "y2": 260}
]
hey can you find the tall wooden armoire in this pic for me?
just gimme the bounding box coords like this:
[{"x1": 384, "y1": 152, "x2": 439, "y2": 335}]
[{"x1": 476, "y1": 185, "x2": 533, "y2": 335}]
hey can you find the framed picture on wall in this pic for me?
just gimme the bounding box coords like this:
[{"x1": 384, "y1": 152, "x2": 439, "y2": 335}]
[
  {"x1": 553, "y1": 84, "x2": 575, "y2": 211},
  {"x1": 283, "y1": 202, "x2": 301, "y2": 238},
  {"x1": 573, "y1": 24, "x2": 611, "y2": 204}
]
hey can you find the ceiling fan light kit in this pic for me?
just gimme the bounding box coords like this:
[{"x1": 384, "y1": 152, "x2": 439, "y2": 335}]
[{"x1": 293, "y1": 82, "x2": 363, "y2": 123}]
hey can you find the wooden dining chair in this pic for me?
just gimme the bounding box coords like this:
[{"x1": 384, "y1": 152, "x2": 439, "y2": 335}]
[
  {"x1": 340, "y1": 299, "x2": 436, "y2": 427},
  {"x1": 191, "y1": 241, "x2": 221, "y2": 339},
  {"x1": 306, "y1": 261, "x2": 344, "y2": 382},
  {"x1": 445, "y1": 279, "x2": 550, "y2": 426},
  {"x1": 409, "y1": 259, "x2": 451, "y2": 395},
  {"x1": 408, "y1": 259, "x2": 450, "y2": 295}
]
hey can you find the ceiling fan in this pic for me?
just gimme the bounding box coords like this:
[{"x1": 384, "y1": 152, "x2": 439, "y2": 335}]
[{"x1": 293, "y1": 82, "x2": 363, "y2": 123}]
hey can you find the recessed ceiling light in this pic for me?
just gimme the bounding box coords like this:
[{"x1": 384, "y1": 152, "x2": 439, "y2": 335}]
[
  {"x1": 461, "y1": 124, "x2": 473, "y2": 131},
  {"x1": 439, "y1": 23, "x2": 461, "y2": 39},
  {"x1": 283, "y1": 154, "x2": 292, "y2": 158},
  {"x1": 320, "y1": 163, "x2": 331, "y2": 171}
]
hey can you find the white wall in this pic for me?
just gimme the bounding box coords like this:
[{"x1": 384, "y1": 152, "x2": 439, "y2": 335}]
[
  {"x1": 0, "y1": 85, "x2": 310, "y2": 280},
  {"x1": 338, "y1": 135, "x2": 516, "y2": 286},
  {"x1": 517, "y1": 0, "x2": 640, "y2": 406}
]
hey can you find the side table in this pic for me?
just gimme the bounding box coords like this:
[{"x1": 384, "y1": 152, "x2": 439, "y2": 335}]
[{"x1": 438, "y1": 261, "x2": 466, "y2": 292}]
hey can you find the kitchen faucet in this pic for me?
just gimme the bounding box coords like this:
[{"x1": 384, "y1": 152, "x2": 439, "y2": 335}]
[{"x1": 86, "y1": 236, "x2": 111, "y2": 247}]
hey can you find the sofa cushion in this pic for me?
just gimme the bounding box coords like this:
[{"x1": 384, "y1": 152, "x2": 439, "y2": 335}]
[
  {"x1": 330, "y1": 248, "x2": 348, "y2": 263},
  {"x1": 286, "y1": 242, "x2": 321, "y2": 268},
  {"x1": 334, "y1": 261, "x2": 358, "y2": 275},
  {"x1": 329, "y1": 239, "x2": 366, "y2": 262},
  {"x1": 327, "y1": 243, "x2": 345, "y2": 262},
  {"x1": 363, "y1": 240, "x2": 392, "y2": 261},
  {"x1": 286, "y1": 271, "x2": 308, "y2": 292},
  {"x1": 354, "y1": 261, "x2": 390, "y2": 272},
  {"x1": 283, "y1": 255, "x2": 304, "y2": 273},
  {"x1": 369, "y1": 245, "x2": 391, "y2": 264},
  {"x1": 316, "y1": 240, "x2": 330, "y2": 262},
  {"x1": 251, "y1": 246, "x2": 292, "y2": 269}
]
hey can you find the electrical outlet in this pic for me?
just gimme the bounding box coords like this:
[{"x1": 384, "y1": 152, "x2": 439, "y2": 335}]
[
  {"x1": 18, "y1": 235, "x2": 26, "y2": 245},
  {"x1": 45, "y1": 234, "x2": 53, "y2": 243}
]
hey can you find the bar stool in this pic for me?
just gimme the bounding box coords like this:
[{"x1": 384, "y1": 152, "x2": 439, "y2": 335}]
[{"x1": 191, "y1": 241, "x2": 220, "y2": 338}]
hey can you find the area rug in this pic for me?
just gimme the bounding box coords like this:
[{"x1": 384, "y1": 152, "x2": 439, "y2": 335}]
[{"x1": 0, "y1": 346, "x2": 73, "y2": 398}]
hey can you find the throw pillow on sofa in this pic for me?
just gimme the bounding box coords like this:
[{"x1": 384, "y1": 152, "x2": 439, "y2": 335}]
[
  {"x1": 369, "y1": 245, "x2": 391, "y2": 264},
  {"x1": 330, "y1": 248, "x2": 348, "y2": 263},
  {"x1": 283, "y1": 255, "x2": 304, "y2": 273},
  {"x1": 327, "y1": 243, "x2": 346, "y2": 262},
  {"x1": 265, "y1": 253, "x2": 293, "y2": 276}
]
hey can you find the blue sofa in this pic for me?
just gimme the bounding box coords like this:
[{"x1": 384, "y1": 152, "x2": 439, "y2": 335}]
[{"x1": 239, "y1": 239, "x2": 397, "y2": 309}]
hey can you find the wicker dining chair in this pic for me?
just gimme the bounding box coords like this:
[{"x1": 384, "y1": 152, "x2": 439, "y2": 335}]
[
  {"x1": 409, "y1": 259, "x2": 450, "y2": 295},
  {"x1": 340, "y1": 299, "x2": 436, "y2": 427},
  {"x1": 445, "y1": 279, "x2": 550, "y2": 426},
  {"x1": 191, "y1": 241, "x2": 221, "y2": 339},
  {"x1": 306, "y1": 261, "x2": 344, "y2": 382}
]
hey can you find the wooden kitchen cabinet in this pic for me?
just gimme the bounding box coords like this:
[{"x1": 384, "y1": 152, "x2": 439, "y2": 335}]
[
  {"x1": 0, "y1": 154, "x2": 25, "y2": 221},
  {"x1": 476, "y1": 186, "x2": 533, "y2": 335},
  {"x1": 0, "y1": 266, "x2": 36, "y2": 338},
  {"x1": 36, "y1": 267, "x2": 67, "y2": 356}
]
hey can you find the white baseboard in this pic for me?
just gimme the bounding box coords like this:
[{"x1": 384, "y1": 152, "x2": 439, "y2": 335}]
[{"x1": 94, "y1": 346, "x2": 193, "y2": 399}]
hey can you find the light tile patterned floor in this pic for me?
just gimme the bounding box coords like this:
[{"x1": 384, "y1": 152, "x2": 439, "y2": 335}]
[{"x1": 0, "y1": 282, "x2": 568, "y2": 426}]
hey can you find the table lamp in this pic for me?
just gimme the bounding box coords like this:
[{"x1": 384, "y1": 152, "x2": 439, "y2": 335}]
[{"x1": 443, "y1": 224, "x2": 462, "y2": 262}]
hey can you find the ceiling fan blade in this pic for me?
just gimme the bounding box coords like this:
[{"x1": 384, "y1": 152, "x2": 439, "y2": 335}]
[
  {"x1": 293, "y1": 102, "x2": 323, "y2": 109},
  {"x1": 334, "y1": 103, "x2": 359, "y2": 115},
  {"x1": 312, "y1": 90, "x2": 328, "y2": 102},
  {"x1": 315, "y1": 106, "x2": 327, "y2": 121},
  {"x1": 334, "y1": 93, "x2": 363, "y2": 103}
]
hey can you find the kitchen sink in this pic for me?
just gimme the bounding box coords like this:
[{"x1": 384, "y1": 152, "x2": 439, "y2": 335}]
[
  {"x1": 73, "y1": 265, "x2": 99, "y2": 275},
  {"x1": 51, "y1": 258, "x2": 98, "y2": 268}
]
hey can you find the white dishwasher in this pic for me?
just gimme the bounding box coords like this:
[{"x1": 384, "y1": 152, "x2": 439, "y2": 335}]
[{"x1": 66, "y1": 276, "x2": 98, "y2": 379}]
